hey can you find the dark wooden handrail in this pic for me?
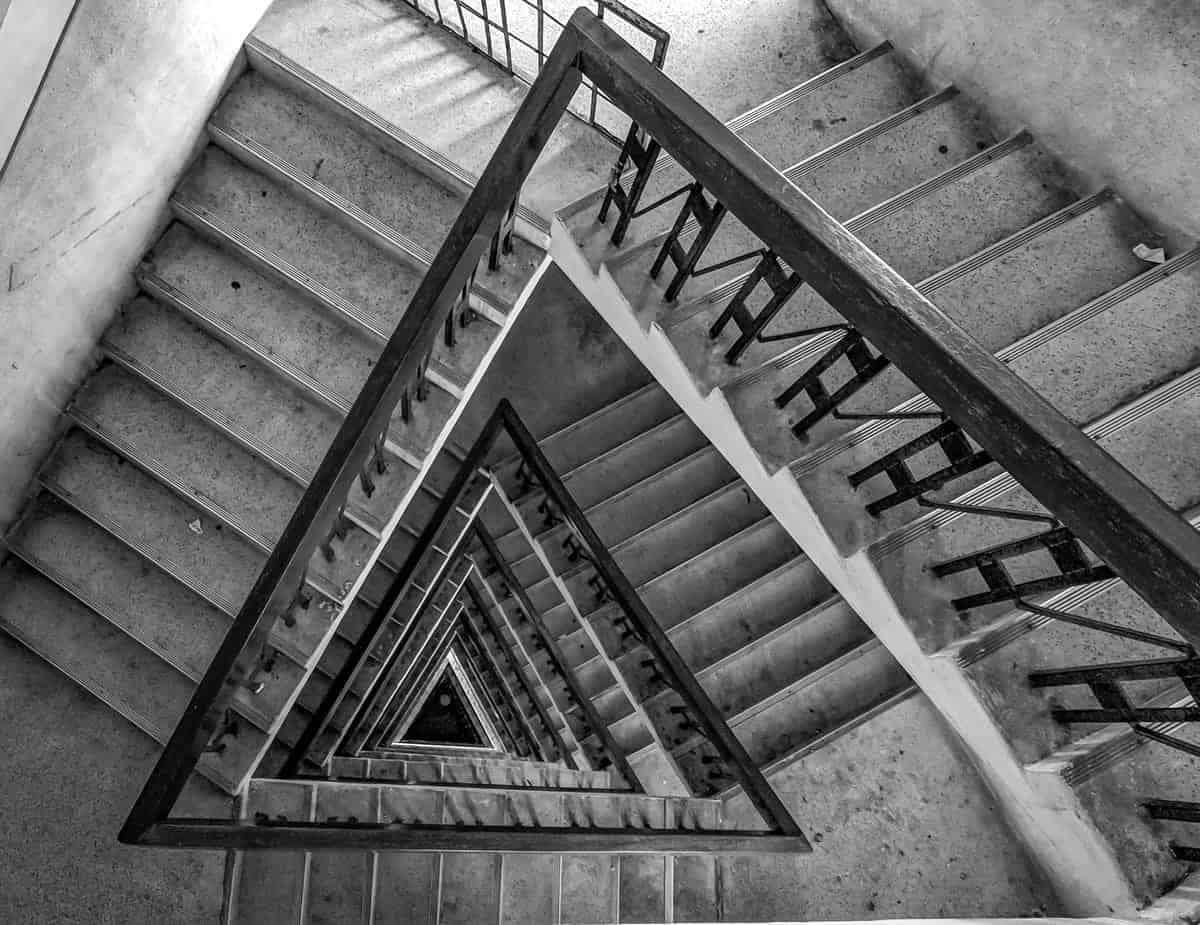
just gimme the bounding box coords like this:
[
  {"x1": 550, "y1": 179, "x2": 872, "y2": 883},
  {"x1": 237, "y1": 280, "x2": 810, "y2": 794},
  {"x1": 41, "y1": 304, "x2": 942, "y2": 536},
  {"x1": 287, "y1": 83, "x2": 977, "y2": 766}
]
[{"x1": 123, "y1": 4, "x2": 1200, "y2": 852}]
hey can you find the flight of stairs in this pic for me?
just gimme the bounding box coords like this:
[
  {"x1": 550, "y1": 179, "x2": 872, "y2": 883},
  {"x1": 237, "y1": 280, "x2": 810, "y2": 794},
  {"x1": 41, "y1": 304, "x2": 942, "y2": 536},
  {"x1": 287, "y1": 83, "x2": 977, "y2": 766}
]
[
  {"x1": 0, "y1": 38, "x2": 543, "y2": 796},
  {"x1": 474, "y1": 382, "x2": 912, "y2": 793},
  {"x1": 554, "y1": 36, "x2": 1200, "y2": 908}
]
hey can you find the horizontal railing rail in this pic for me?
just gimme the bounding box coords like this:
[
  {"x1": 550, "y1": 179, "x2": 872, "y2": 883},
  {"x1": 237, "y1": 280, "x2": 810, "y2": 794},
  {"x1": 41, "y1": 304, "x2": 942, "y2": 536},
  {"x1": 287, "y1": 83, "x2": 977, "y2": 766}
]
[{"x1": 125, "y1": 4, "x2": 1200, "y2": 854}]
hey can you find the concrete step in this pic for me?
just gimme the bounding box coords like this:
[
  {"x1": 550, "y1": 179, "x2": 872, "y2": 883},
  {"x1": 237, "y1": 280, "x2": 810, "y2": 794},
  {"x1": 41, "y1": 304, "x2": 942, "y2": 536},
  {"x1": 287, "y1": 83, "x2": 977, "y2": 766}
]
[
  {"x1": 564, "y1": 519, "x2": 817, "y2": 688},
  {"x1": 523, "y1": 482, "x2": 768, "y2": 618},
  {"x1": 504, "y1": 445, "x2": 737, "y2": 586},
  {"x1": 103, "y1": 296, "x2": 417, "y2": 526},
  {"x1": 569, "y1": 45, "x2": 922, "y2": 264},
  {"x1": 603, "y1": 595, "x2": 867, "y2": 740},
  {"x1": 61, "y1": 371, "x2": 371, "y2": 603},
  {"x1": 250, "y1": 0, "x2": 613, "y2": 222},
  {"x1": 6, "y1": 492, "x2": 304, "y2": 727},
  {"x1": 667, "y1": 637, "x2": 911, "y2": 772},
  {"x1": 1025, "y1": 691, "x2": 1200, "y2": 906},
  {"x1": 0, "y1": 556, "x2": 269, "y2": 794},
  {"x1": 785, "y1": 193, "x2": 1159, "y2": 477},
  {"x1": 873, "y1": 359, "x2": 1200, "y2": 654},
  {"x1": 211, "y1": 71, "x2": 541, "y2": 318},
  {"x1": 214, "y1": 69, "x2": 467, "y2": 263},
  {"x1": 812, "y1": 251, "x2": 1200, "y2": 555}
]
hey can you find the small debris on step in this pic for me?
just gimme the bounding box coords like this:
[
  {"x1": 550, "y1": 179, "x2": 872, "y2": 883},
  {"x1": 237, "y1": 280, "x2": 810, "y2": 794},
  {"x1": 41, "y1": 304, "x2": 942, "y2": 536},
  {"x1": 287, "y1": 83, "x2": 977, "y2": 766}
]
[
  {"x1": 188, "y1": 518, "x2": 203, "y2": 535},
  {"x1": 1133, "y1": 243, "x2": 1166, "y2": 263},
  {"x1": 318, "y1": 599, "x2": 336, "y2": 612}
]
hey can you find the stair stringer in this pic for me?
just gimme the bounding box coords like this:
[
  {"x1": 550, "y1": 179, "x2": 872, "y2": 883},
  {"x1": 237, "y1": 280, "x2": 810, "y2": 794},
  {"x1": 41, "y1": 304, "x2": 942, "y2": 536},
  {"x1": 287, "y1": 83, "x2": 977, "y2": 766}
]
[
  {"x1": 549, "y1": 216, "x2": 1137, "y2": 916},
  {"x1": 241, "y1": 254, "x2": 554, "y2": 790}
]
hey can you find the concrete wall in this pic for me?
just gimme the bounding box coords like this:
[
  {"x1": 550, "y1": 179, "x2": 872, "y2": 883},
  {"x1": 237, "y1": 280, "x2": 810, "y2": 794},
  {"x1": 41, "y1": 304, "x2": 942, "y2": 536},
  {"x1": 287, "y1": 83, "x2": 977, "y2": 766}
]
[
  {"x1": 0, "y1": 0, "x2": 78, "y2": 175},
  {"x1": 825, "y1": 0, "x2": 1200, "y2": 244},
  {"x1": 0, "y1": 0, "x2": 272, "y2": 532}
]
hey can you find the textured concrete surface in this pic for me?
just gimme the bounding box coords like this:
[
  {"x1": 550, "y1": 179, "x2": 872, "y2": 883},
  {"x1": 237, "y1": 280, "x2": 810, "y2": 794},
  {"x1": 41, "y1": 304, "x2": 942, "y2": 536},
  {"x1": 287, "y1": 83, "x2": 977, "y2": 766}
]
[
  {"x1": 0, "y1": 634, "x2": 231, "y2": 924},
  {"x1": 721, "y1": 693, "x2": 1059, "y2": 920},
  {"x1": 451, "y1": 263, "x2": 651, "y2": 443},
  {"x1": 825, "y1": 0, "x2": 1200, "y2": 246},
  {"x1": 0, "y1": 0, "x2": 75, "y2": 172},
  {"x1": 0, "y1": 0, "x2": 272, "y2": 535}
]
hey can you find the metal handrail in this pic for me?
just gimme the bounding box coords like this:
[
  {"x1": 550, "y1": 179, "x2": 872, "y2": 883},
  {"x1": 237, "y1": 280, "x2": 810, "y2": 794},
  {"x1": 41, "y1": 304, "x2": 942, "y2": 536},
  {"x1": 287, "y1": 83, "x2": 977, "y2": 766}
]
[{"x1": 123, "y1": 5, "x2": 1200, "y2": 852}]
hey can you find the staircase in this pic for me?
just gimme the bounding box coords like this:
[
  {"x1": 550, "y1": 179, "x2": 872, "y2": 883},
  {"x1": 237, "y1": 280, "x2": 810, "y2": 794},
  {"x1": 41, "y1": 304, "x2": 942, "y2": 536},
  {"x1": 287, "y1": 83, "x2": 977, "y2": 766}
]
[
  {"x1": 0, "y1": 36, "x2": 543, "y2": 796},
  {"x1": 553, "y1": 32, "x2": 1200, "y2": 911},
  {"x1": 5, "y1": 0, "x2": 1197, "y2": 920}
]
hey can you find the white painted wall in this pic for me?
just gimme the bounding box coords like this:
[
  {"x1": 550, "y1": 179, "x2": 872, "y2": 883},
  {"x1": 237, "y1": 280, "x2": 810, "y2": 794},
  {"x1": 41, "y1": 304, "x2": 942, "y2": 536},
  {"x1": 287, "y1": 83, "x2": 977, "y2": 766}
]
[
  {"x1": 0, "y1": 0, "x2": 77, "y2": 175},
  {"x1": 0, "y1": 0, "x2": 273, "y2": 530}
]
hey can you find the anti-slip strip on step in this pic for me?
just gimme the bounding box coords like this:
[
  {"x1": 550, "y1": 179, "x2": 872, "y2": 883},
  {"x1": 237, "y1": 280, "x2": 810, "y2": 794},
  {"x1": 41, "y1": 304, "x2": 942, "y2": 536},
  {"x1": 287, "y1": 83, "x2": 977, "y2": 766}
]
[
  {"x1": 605, "y1": 593, "x2": 853, "y2": 729},
  {"x1": 946, "y1": 503, "x2": 1200, "y2": 669},
  {"x1": 719, "y1": 685, "x2": 918, "y2": 801},
  {"x1": 873, "y1": 362, "x2": 1200, "y2": 557},
  {"x1": 1027, "y1": 682, "x2": 1193, "y2": 789},
  {"x1": 2, "y1": 540, "x2": 277, "y2": 735},
  {"x1": 590, "y1": 41, "x2": 895, "y2": 213},
  {"x1": 499, "y1": 443, "x2": 727, "y2": 571},
  {"x1": 651, "y1": 85, "x2": 962, "y2": 246},
  {"x1": 100, "y1": 340, "x2": 388, "y2": 541},
  {"x1": 208, "y1": 122, "x2": 510, "y2": 331},
  {"x1": 168, "y1": 198, "x2": 463, "y2": 413},
  {"x1": 0, "y1": 595, "x2": 241, "y2": 794},
  {"x1": 519, "y1": 480, "x2": 765, "y2": 600},
  {"x1": 629, "y1": 636, "x2": 893, "y2": 762},
  {"x1": 139, "y1": 268, "x2": 434, "y2": 482},
  {"x1": 243, "y1": 37, "x2": 550, "y2": 243},
  {"x1": 786, "y1": 190, "x2": 1126, "y2": 473},
  {"x1": 670, "y1": 138, "x2": 1052, "y2": 368}
]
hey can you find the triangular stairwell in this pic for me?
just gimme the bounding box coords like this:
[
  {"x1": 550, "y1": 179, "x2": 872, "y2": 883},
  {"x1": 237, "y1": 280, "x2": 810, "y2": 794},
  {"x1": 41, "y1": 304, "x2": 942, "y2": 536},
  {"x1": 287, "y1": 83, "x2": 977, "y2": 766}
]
[{"x1": 9, "y1": 0, "x2": 1200, "y2": 921}]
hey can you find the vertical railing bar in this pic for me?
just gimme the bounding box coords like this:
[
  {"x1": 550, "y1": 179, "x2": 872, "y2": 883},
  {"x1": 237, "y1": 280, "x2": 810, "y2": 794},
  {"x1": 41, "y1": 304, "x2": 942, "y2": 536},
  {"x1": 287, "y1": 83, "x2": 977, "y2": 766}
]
[
  {"x1": 496, "y1": 400, "x2": 805, "y2": 841},
  {"x1": 496, "y1": 0, "x2": 514, "y2": 74}
]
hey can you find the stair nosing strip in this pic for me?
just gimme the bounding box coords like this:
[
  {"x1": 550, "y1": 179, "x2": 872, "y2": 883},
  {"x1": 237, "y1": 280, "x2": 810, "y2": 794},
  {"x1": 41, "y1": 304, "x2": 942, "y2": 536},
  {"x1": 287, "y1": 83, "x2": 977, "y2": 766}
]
[
  {"x1": 647, "y1": 41, "x2": 893, "y2": 180},
  {"x1": 524, "y1": 481, "x2": 768, "y2": 598},
  {"x1": 630, "y1": 636, "x2": 892, "y2": 762},
  {"x1": 607, "y1": 593, "x2": 852, "y2": 725},
  {"x1": 0, "y1": 607, "x2": 240, "y2": 794},
  {"x1": 790, "y1": 233, "x2": 1199, "y2": 475},
  {"x1": 948, "y1": 505, "x2": 1200, "y2": 668},
  {"x1": 242, "y1": 36, "x2": 549, "y2": 240},
  {"x1": 170, "y1": 196, "x2": 392, "y2": 342},
  {"x1": 547, "y1": 515, "x2": 784, "y2": 637},
  {"x1": 208, "y1": 122, "x2": 439, "y2": 267},
  {"x1": 4, "y1": 540, "x2": 270, "y2": 732},
  {"x1": 208, "y1": 121, "x2": 509, "y2": 343},
  {"x1": 492, "y1": 382, "x2": 668, "y2": 475},
  {"x1": 873, "y1": 363, "x2": 1200, "y2": 556},
  {"x1": 1029, "y1": 683, "x2": 1193, "y2": 788},
  {"x1": 138, "y1": 269, "x2": 424, "y2": 486},
  {"x1": 566, "y1": 544, "x2": 814, "y2": 682},
  {"x1": 37, "y1": 471, "x2": 244, "y2": 618},
  {"x1": 845, "y1": 129, "x2": 1033, "y2": 231},
  {"x1": 716, "y1": 160, "x2": 1092, "y2": 400},
  {"x1": 100, "y1": 337, "x2": 389, "y2": 538},
  {"x1": 503, "y1": 442, "x2": 726, "y2": 570},
  {"x1": 782, "y1": 85, "x2": 960, "y2": 183},
  {"x1": 719, "y1": 684, "x2": 919, "y2": 799}
]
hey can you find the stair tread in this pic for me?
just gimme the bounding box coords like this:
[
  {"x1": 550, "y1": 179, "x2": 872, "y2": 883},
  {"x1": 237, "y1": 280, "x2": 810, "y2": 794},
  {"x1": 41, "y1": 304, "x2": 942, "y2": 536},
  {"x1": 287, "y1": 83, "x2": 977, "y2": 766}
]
[
  {"x1": 0, "y1": 557, "x2": 263, "y2": 793},
  {"x1": 232, "y1": 780, "x2": 310, "y2": 924},
  {"x1": 214, "y1": 69, "x2": 468, "y2": 260},
  {"x1": 178, "y1": 145, "x2": 426, "y2": 330},
  {"x1": 7, "y1": 493, "x2": 305, "y2": 724},
  {"x1": 875, "y1": 363, "x2": 1200, "y2": 652},
  {"x1": 103, "y1": 295, "x2": 418, "y2": 528}
]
